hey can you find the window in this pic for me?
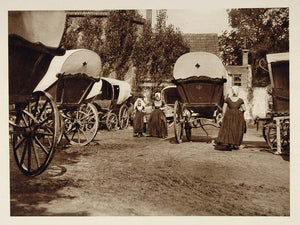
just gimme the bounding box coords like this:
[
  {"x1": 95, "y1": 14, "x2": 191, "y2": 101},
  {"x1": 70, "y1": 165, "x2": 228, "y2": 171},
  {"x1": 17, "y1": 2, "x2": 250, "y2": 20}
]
[{"x1": 232, "y1": 74, "x2": 242, "y2": 86}]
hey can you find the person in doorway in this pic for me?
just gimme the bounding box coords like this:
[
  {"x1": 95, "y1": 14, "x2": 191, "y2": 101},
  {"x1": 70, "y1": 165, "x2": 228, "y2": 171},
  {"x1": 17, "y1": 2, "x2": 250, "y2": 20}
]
[
  {"x1": 148, "y1": 92, "x2": 168, "y2": 138},
  {"x1": 133, "y1": 98, "x2": 146, "y2": 137},
  {"x1": 215, "y1": 86, "x2": 246, "y2": 150}
]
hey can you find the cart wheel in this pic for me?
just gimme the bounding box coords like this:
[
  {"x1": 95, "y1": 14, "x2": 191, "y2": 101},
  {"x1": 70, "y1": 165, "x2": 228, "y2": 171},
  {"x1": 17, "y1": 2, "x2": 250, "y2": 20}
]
[
  {"x1": 185, "y1": 122, "x2": 192, "y2": 141},
  {"x1": 265, "y1": 120, "x2": 290, "y2": 152},
  {"x1": 281, "y1": 119, "x2": 290, "y2": 149},
  {"x1": 173, "y1": 100, "x2": 183, "y2": 143},
  {"x1": 10, "y1": 91, "x2": 60, "y2": 176},
  {"x1": 119, "y1": 104, "x2": 129, "y2": 129},
  {"x1": 106, "y1": 112, "x2": 118, "y2": 131},
  {"x1": 57, "y1": 112, "x2": 65, "y2": 144},
  {"x1": 262, "y1": 124, "x2": 269, "y2": 143},
  {"x1": 215, "y1": 112, "x2": 223, "y2": 128},
  {"x1": 63, "y1": 103, "x2": 99, "y2": 146}
]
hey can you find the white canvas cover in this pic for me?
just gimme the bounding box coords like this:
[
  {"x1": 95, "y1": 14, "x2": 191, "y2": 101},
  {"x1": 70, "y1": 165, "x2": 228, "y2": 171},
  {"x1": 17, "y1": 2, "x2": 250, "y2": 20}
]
[
  {"x1": 86, "y1": 77, "x2": 131, "y2": 105},
  {"x1": 266, "y1": 52, "x2": 289, "y2": 63},
  {"x1": 8, "y1": 11, "x2": 66, "y2": 48},
  {"x1": 35, "y1": 49, "x2": 102, "y2": 92},
  {"x1": 102, "y1": 78, "x2": 131, "y2": 105},
  {"x1": 86, "y1": 79, "x2": 103, "y2": 99},
  {"x1": 173, "y1": 52, "x2": 228, "y2": 80}
]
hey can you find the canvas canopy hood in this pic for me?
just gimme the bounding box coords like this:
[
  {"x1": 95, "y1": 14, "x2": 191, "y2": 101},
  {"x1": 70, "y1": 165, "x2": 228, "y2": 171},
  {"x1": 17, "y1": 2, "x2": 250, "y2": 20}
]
[
  {"x1": 173, "y1": 52, "x2": 228, "y2": 80},
  {"x1": 9, "y1": 11, "x2": 66, "y2": 48},
  {"x1": 87, "y1": 77, "x2": 131, "y2": 105},
  {"x1": 35, "y1": 49, "x2": 102, "y2": 92},
  {"x1": 266, "y1": 52, "x2": 289, "y2": 63}
]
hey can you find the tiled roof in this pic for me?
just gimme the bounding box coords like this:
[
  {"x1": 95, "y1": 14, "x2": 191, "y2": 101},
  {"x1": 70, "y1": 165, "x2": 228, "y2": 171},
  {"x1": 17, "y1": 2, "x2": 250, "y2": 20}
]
[{"x1": 183, "y1": 33, "x2": 219, "y2": 55}]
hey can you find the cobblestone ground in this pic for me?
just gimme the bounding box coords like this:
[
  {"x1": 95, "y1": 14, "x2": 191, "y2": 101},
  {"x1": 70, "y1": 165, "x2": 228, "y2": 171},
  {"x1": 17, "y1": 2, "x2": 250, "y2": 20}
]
[{"x1": 9, "y1": 125, "x2": 289, "y2": 216}]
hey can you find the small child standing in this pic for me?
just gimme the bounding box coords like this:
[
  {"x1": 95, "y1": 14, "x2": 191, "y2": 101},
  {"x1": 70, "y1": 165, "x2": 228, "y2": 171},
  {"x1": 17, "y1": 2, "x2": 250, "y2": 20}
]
[{"x1": 133, "y1": 98, "x2": 146, "y2": 137}]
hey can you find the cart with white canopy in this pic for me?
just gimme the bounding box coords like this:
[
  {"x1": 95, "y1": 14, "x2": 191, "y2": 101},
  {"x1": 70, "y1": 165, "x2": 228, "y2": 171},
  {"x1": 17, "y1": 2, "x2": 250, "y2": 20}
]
[
  {"x1": 9, "y1": 11, "x2": 66, "y2": 176},
  {"x1": 171, "y1": 52, "x2": 229, "y2": 143},
  {"x1": 36, "y1": 49, "x2": 101, "y2": 146},
  {"x1": 86, "y1": 77, "x2": 132, "y2": 130},
  {"x1": 261, "y1": 52, "x2": 289, "y2": 154}
]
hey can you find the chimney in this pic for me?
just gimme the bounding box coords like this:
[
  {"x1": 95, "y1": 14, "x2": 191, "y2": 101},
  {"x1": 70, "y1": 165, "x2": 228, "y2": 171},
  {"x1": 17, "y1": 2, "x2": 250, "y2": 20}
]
[
  {"x1": 146, "y1": 9, "x2": 152, "y2": 26},
  {"x1": 242, "y1": 49, "x2": 249, "y2": 66},
  {"x1": 242, "y1": 37, "x2": 248, "y2": 66}
]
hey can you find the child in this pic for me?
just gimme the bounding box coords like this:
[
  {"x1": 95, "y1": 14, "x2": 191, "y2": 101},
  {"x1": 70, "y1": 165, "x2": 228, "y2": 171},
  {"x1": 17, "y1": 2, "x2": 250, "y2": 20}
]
[{"x1": 133, "y1": 98, "x2": 146, "y2": 137}]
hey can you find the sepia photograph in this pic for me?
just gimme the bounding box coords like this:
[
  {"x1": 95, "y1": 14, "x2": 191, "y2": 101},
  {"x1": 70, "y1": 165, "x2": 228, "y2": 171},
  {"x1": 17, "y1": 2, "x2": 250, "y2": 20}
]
[{"x1": 2, "y1": 0, "x2": 300, "y2": 224}]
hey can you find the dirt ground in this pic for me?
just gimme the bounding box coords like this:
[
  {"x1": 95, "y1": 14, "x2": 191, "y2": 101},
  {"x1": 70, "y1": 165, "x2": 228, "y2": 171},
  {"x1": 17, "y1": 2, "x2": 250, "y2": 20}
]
[{"x1": 9, "y1": 125, "x2": 290, "y2": 216}]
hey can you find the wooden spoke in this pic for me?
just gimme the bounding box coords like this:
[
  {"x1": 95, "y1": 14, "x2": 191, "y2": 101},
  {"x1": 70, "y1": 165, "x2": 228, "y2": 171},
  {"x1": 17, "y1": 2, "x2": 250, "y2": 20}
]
[
  {"x1": 34, "y1": 136, "x2": 50, "y2": 155},
  {"x1": 19, "y1": 139, "x2": 28, "y2": 167},
  {"x1": 31, "y1": 139, "x2": 41, "y2": 169}
]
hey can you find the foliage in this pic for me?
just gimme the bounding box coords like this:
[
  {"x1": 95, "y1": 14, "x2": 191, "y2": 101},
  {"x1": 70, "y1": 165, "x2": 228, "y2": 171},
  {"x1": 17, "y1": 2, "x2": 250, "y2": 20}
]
[
  {"x1": 60, "y1": 16, "x2": 104, "y2": 54},
  {"x1": 61, "y1": 10, "x2": 189, "y2": 89},
  {"x1": 60, "y1": 11, "x2": 140, "y2": 79},
  {"x1": 218, "y1": 30, "x2": 243, "y2": 66},
  {"x1": 132, "y1": 10, "x2": 190, "y2": 88},
  {"x1": 219, "y1": 8, "x2": 289, "y2": 87},
  {"x1": 99, "y1": 10, "x2": 140, "y2": 79}
]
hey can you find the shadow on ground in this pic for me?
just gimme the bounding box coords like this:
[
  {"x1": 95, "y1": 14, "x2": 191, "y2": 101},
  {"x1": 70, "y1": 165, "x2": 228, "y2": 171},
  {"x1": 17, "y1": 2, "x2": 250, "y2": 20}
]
[{"x1": 10, "y1": 144, "x2": 91, "y2": 216}]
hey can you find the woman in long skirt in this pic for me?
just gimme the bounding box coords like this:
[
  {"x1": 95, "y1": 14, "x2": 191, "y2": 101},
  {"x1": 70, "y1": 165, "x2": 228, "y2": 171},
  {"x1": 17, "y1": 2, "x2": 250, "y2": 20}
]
[
  {"x1": 216, "y1": 87, "x2": 246, "y2": 150},
  {"x1": 148, "y1": 92, "x2": 168, "y2": 138},
  {"x1": 133, "y1": 98, "x2": 146, "y2": 137}
]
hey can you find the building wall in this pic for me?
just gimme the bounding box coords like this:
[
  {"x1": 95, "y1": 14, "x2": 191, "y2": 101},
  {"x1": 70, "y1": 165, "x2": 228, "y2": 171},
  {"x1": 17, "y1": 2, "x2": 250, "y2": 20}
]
[
  {"x1": 252, "y1": 87, "x2": 268, "y2": 119},
  {"x1": 226, "y1": 66, "x2": 249, "y2": 87}
]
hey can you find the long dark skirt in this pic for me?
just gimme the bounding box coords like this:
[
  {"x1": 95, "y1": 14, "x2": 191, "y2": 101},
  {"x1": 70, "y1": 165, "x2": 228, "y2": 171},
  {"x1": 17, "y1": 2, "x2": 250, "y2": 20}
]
[
  {"x1": 148, "y1": 109, "x2": 168, "y2": 138},
  {"x1": 216, "y1": 109, "x2": 245, "y2": 146},
  {"x1": 133, "y1": 111, "x2": 144, "y2": 133}
]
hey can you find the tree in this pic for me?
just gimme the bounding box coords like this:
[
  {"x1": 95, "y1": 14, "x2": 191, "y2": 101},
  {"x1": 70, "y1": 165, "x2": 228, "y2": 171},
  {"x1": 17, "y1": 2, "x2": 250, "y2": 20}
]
[
  {"x1": 219, "y1": 8, "x2": 289, "y2": 86},
  {"x1": 60, "y1": 15, "x2": 104, "y2": 54},
  {"x1": 132, "y1": 10, "x2": 190, "y2": 91},
  {"x1": 60, "y1": 11, "x2": 141, "y2": 80},
  {"x1": 100, "y1": 10, "x2": 140, "y2": 79}
]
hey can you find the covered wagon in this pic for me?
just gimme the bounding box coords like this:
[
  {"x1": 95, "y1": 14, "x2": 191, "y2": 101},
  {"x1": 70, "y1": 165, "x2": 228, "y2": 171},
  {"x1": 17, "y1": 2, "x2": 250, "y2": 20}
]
[
  {"x1": 35, "y1": 49, "x2": 101, "y2": 146},
  {"x1": 86, "y1": 77, "x2": 132, "y2": 130},
  {"x1": 9, "y1": 11, "x2": 66, "y2": 176},
  {"x1": 171, "y1": 52, "x2": 229, "y2": 143}
]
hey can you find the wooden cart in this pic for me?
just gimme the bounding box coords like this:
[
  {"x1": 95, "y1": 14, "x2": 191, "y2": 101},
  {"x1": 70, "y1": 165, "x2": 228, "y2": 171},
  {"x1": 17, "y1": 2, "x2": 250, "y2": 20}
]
[
  {"x1": 36, "y1": 49, "x2": 101, "y2": 146},
  {"x1": 9, "y1": 11, "x2": 66, "y2": 176},
  {"x1": 171, "y1": 52, "x2": 229, "y2": 143},
  {"x1": 261, "y1": 53, "x2": 289, "y2": 154},
  {"x1": 87, "y1": 77, "x2": 132, "y2": 130}
]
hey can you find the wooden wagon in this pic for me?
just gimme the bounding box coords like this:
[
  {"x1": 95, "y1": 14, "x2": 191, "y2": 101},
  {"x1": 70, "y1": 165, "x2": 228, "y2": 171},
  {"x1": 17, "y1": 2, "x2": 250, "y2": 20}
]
[
  {"x1": 261, "y1": 52, "x2": 289, "y2": 154},
  {"x1": 171, "y1": 52, "x2": 229, "y2": 143},
  {"x1": 86, "y1": 77, "x2": 132, "y2": 130},
  {"x1": 9, "y1": 11, "x2": 66, "y2": 176},
  {"x1": 35, "y1": 49, "x2": 101, "y2": 146}
]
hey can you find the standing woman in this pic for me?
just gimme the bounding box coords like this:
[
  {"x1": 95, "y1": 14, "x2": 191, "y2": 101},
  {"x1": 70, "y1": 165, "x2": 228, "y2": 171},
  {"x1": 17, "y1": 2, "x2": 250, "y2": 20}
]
[
  {"x1": 133, "y1": 98, "x2": 146, "y2": 137},
  {"x1": 216, "y1": 86, "x2": 246, "y2": 150},
  {"x1": 148, "y1": 92, "x2": 168, "y2": 138}
]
